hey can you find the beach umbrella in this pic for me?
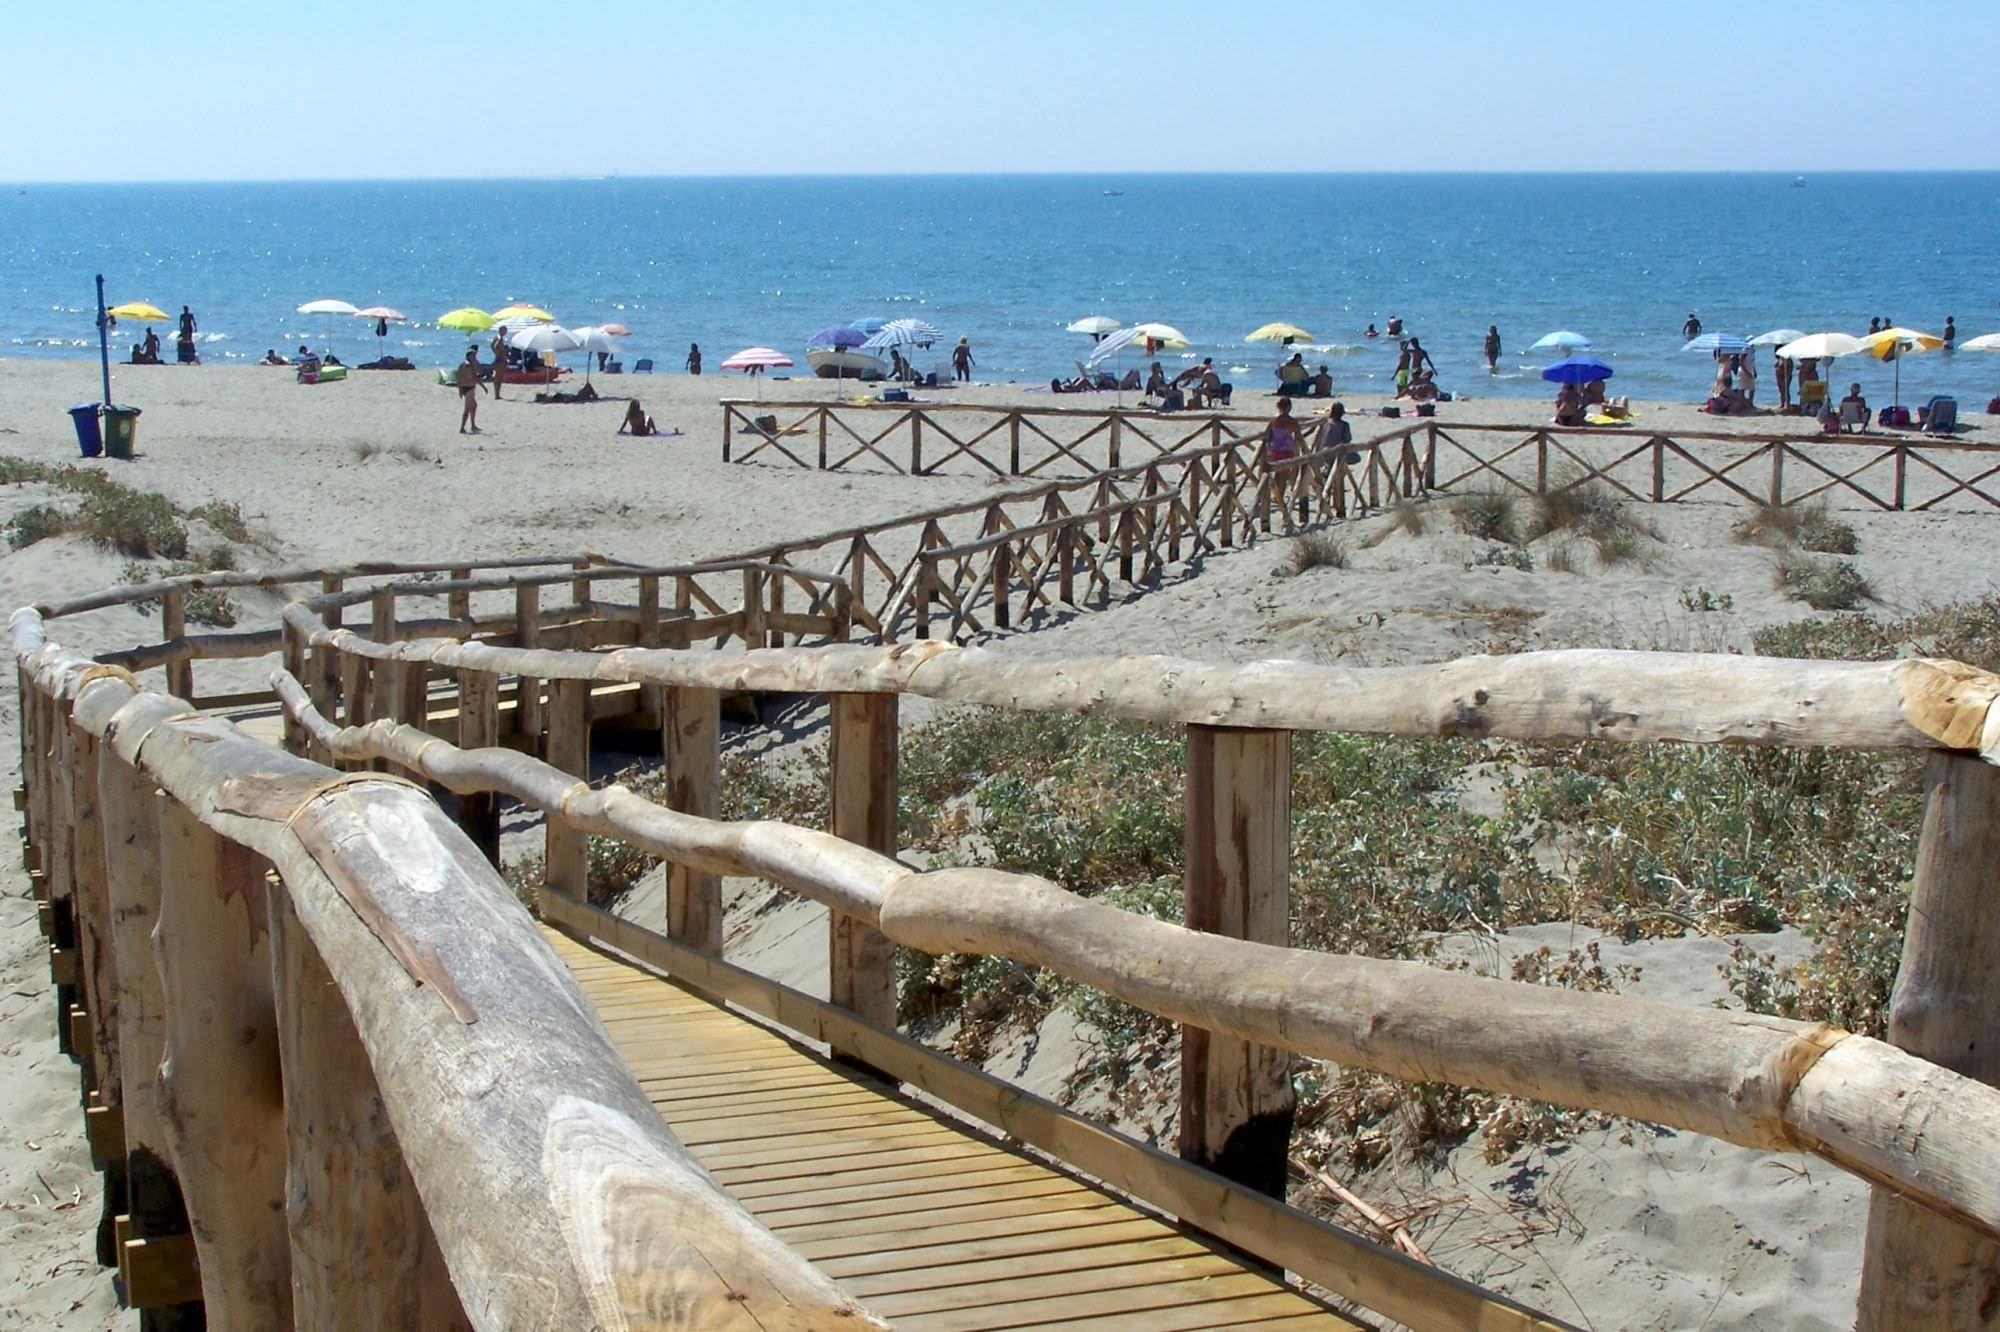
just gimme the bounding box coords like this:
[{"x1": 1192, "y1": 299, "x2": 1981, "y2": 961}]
[
  {"x1": 297, "y1": 298, "x2": 359, "y2": 356},
  {"x1": 354, "y1": 306, "x2": 406, "y2": 355},
  {"x1": 807, "y1": 325, "x2": 869, "y2": 349},
  {"x1": 847, "y1": 317, "x2": 890, "y2": 336},
  {"x1": 860, "y1": 318, "x2": 944, "y2": 350},
  {"x1": 570, "y1": 325, "x2": 622, "y2": 383},
  {"x1": 1087, "y1": 322, "x2": 1190, "y2": 366},
  {"x1": 1747, "y1": 328, "x2": 1806, "y2": 347},
  {"x1": 1066, "y1": 315, "x2": 1122, "y2": 342},
  {"x1": 721, "y1": 345, "x2": 793, "y2": 400},
  {"x1": 1775, "y1": 332, "x2": 1866, "y2": 361},
  {"x1": 438, "y1": 307, "x2": 494, "y2": 334},
  {"x1": 1541, "y1": 356, "x2": 1614, "y2": 385},
  {"x1": 599, "y1": 322, "x2": 632, "y2": 337},
  {"x1": 1858, "y1": 327, "x2": 1944, "y2": 407},
  {"x1": 1528, "y1": 330, "x2": 1591, "y2": 354},
  {"x1": 1957, "y1": 332, "x2": 2000, "y2": 352},
  {"x1": 106, "y1": 301, "x2": 171, "y2": 323},
  {"x1": 1681, "y1": 332, "x2": 1748, "y2": 354},
  {"x1": 492, "y1": 303, "x2": 554, "y2": 323},
  {"x1": 1246, "y1": 322, "x2": 1313, "y2": 346}
]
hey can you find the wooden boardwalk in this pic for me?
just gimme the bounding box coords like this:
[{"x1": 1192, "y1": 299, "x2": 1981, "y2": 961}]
[{"x1": 548, "y1": 929, "x2": 1357, "y2": 1330}]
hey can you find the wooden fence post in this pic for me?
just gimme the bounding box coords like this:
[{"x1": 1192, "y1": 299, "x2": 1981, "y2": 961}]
[
  {"x1": 47, "y1": 692, "x2": 78, "y2": 1055},
  {"x1": 1181, "y1": 725, "x2": 1296, "y2": 1201},
  {"x1": 818, "y1": 405, "x2": 830, "y2": 469},
  {"x1": 910, "y1": 410, "x2": 923, "y2": 474},
  {"x1": 1856, "y1": 754, "x2": 2000, "y2": 1328},
  {"x1": 268, "y1": 878, "x2": 467, "y2": 1329},
  {"x1": 570, "y1": 556, "x2": 592, "y2": 614},
  {"x1": 829, "y1": 693, "x2": 898, "y2": 1067},
  {"x1": 161, "y1": 588, "x2": 194, "y2": 701},
  {"x1": 513, "y1": 583, "x2": 542, "y2": 745},
  {"x1": 637, "y1": 573, "x2": 663, "y2": 726},
  {"x1": 98, "y1": 746, "x2": 201, "y2": 1323},
  {"x1": 154, "y1": 801, "x2": 291, "y2": 1327},
  {"x1": 1009, "y1": 410, "x2": 1021, "y2": 474},
  {"x1": 741, "y1": 567, "x2": 767, "y2": 650},
  {"x1": 1650, "y1": 436, "x2": 1666, "y2": 503},
  {"x1": 1769, "y1": 442, "x2": 1786, "y2": 506},
  {"x1": 447, "y1": 566, "x2": 471, "y2": 624},
  {"x1": 543, "y1": 678, "x2": 591, "y2": 901},
  {"x1": 455, "y1": 668, "x2": 502, "y2": 866},
  {"x1": 664, "y1": 687, "x2": 722, "y2": 954},
  {"x1": 65, "y1": 715, "x2": 124, "y2": 1263},
  {"x1": 1892, "y1": 447, "x2": 1908, "y2": 511},
  {"x1": 369, "y1": 589, "x2": 403, "y2": 775}
]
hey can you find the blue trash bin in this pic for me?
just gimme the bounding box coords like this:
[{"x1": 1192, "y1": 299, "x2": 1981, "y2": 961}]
[{"x1": 69, "y1": 404, "x2": 103, "y2": 458}]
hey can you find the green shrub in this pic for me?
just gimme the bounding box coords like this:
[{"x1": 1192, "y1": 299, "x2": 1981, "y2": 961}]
[
  {"x1": 8, "y1": 503, "x2": 73, "y2": 549},
  {"x1": 1465, "y1": 544, "x2": 1533, "y2": 572},
  {"x1": 1776, "y1": 554, "x2": 1873, "y2": 611},
  {"x1": 1678, "y1": 585, "x2": 1734, "y2": 612},
  {"x1": 191, "y1": 499, "x2": 253, "y2": 543},
  {"x1": 1734, "y1": 500, "x2": 1858, "y2": 556},
  {"x1": 76, "y1": 488, "x2": 187, "y2": 558},
  {"x1": 1752, "y1": 594, "x2": 2000, "y2": 671},
  {"x1": 1451, "y1": 488, "x2": 1518, "y2": 543}
]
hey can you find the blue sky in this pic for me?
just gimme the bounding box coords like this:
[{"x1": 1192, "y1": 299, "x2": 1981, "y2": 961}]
[{"x1": 9, "y1": 1, "x2": 1996, "y2": 181}]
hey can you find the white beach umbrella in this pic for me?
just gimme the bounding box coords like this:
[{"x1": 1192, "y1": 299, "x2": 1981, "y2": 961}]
[
  {"x1": 1528, "y1": 330, "x2": 1591, "y2": 354},
  {"x1": 1086, "y1": 322, "x2": 1190, "y2": 367},
  {"x1": 1775, "y1": 332, "x2": 1866, "y2": 361},
  {"x1": 1066, "y1": 315, "x2": 1122, "y2": 341},
  {"x1": 508, "y1": 323, "x2": 582, "y2": 379},
  {"x1": 1747, "y1": 328, "x2": 1806, "y2": 347},
  {"x1": 297, "y1": 297, "x2": 359, "y2": 357},
  {"x1": 1960, "y1": 333, "x2": 2000, "y2": 352},
  {"x1": 570, "y1": 325, "x2": 622, "y2": 383}
]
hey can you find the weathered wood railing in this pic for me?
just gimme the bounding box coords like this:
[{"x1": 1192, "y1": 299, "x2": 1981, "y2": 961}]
[
  {"x1": 21, "y1": 562, "x2": 2000, "y2": 1327},
  {"x1": 13, "y1": 609, "x2": 881, "y2": 1330},
  {"x1": 1421, "y1": 421, "x2": 2000, "y2": 512},
  {"x1": 722, "y1": 397, "x2": 1278, "y2": 477}
]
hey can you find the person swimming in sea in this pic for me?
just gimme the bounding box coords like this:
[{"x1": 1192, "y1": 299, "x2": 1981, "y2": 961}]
[{"x1": 1363, "y1": 323, "x2": 1379, "y2": 340}]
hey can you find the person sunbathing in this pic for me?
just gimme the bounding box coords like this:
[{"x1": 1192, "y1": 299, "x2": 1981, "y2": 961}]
[
  {"x1": 1145, "y1": 362, "x2": 1170, "y2": 396},
  {"x1": 261, "y1": 349, "x2": 289, "y2": 365},
  {"x1": 1406, "y1": 370, "x2": 1440, "y2": 404},
  {"x1": 619, "y1": 400, "x2": 659, "y2": 435},
  {"x1": 1553, "y1": 383, "x2": 1586, "y2": 426},
  {"x1": 1310, "y1": 365, "x2": 1333, "y2": 397},
  {"x1": 1581, "y1": 378, "x2": 1606, "y2": 406}
]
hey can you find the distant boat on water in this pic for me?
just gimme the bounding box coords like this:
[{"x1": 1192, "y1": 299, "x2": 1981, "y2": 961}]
[
  {"x1": 1103, "y1": 189, "x2": 1124, "y2": 196},
  {"x1": 1791, "y1": 176, "x2": 1807, "y2": 188}
]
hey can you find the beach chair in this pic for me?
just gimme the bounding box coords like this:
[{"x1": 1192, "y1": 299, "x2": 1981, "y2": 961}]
[
  {"x1": 1837, "y1": 400, "x2": 1868, "y2": 432},
  {"x1": 1799, "y1": 379, "x2": 1828, "y2": 415},
  {"x1": 1921, "y1": 396, "x2": 1959, "y2": 435},
  {"x1": 634, "y1": 358, "x2": 654, "y2": 374}
]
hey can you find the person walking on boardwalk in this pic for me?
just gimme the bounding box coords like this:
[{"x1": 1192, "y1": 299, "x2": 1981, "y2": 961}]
[
  {"x1": 1483, "y1": 325, "x2": 1501, "y2": 372},
  {"x1": 456, "y1": 347, "x2": 484, "y2": 434},
  {"x1": 952, "y1": 337, "x2": 974, "y2": 382},
  {"x1": 686, "y1": 342, "x2": 703, "y2": 375}
]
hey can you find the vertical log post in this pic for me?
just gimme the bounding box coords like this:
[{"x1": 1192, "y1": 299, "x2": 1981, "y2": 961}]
[
  {"x1": 1108, "y1": 412, "x2": 1122, "y2": 470},
  {"x1": 99, "y1": 746, "x2": 200, "y2": 1325},
  {"x1": 455, "y1": 668, "x2": 502, "y2": 866},
  {"x1": 768, "y1": 555, "x2": 787, "y2": 649},
  {"x1": 991, "y1": 544, "x2": 1011, "y2": 630},
  {"x1": 910, "y1": 410, "x2": 923, "y2": 474},
  {"x1": 828, "y1": 693, "x2": 898, "y2": 1069},
  {"x1": 1534, "y1": 432, "x2": 1549, "y2": 495},
  {"x1": 161, "y1": 588, "x2": 194, "y2": 701},
  {"x1": 1855, "y1": 754, "x2": 2000, "y2": 1328},
  {"x1": 722, "y1": 405, "x2": 733, "y2": 462},
  {"x1": 637, "y1": 573, "x2": 663, "y2": 727},
  {"x1": 513, "y1": 583, "x2": 542, "y2": 746},
  {"x1": 741, "y1": 566, "x2": 767, "y2": 650},
  {"x1": 570, "y1": 556, "x2": 592, "y2": 615},
  {"x1": 818, "y1": 406, "x2": 829, "y2": 470},
  {"x1": 1650, "y1": 436, "x2": 1666, "y2": 503},
  {"x1": 65, "y1": 716, "x2": 123, "y2": 1264},
  {"x1": 369, "y1": 590, "x2": 403, "y2": 775},
  {"x1": 281, "y1": 618, "x2": 310, "y2": 759},
  {"x1": 335, "y1": 646, "x2": 371, "y2": 773},
  {"x1": 154, "y1": 802, "x2": 291, "y2": 1327},
  {"x1": 1769, "y1": 442, "x2": 1786, "y2": 506},
  {"x1": 1180, "y1": 725, "x2": 1296, "y2": 1202},
  {"x1": 1009, "y1": 411, "x2": 1021, "y2": 474},
  {"x1": 543, "y1": 677, "x2": 591, "y2": 901},
  {"x1": 663, "y1": 687, "x2": 722, "y2": 954},
  {"x1": 1892, "y1": 446, "x2": 1908, "y2": 511},
  {"x1": 312, "y1": 576, "x2": 343, "y2": 732},
  {"x1": 267, "y1": 879, "x2": 468, "y2": 1329},
  {"x1": 447, "y1": 566, "x2": 472, "y2": 625},
  {"x1": 47, "y1": 693, "x2": 78, "y2": 1055}
]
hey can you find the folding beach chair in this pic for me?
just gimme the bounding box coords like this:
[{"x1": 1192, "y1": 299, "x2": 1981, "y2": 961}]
[
  {"x1": 1837, "y1": 400, "x2": 1869, "y2": 432},
  {"x1": 634, "y1": 358, "x2": 654, "y2": 374},
  {"x1": 1921, "y1": 396, "x2": 1958, "y2": 435}
]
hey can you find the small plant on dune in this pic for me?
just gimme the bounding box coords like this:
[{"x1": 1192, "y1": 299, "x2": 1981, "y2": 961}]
[
  {"x1": 1592, "y1": 528, "x2": 1643, "y2": 568},
  {"x1": 1734, "y1": 499, "x2": 1857, "y2": 555},
  {"x1": 1529, "y1": 473, "x2": 1657, "y2": 562},
  {"x1": 1451, "y1": 487, "x2": 1518, "y2": 543},
  {"x1": 1678, "y1": 585, "x2": 1734, "y2": 613},
  {"x1": 1287, "y1": 531, "x2": 1348, "y2": 574},
  {"x1": 117, "y1": 560, "x2": 241, "y2": 626},
  {"x1": 353, "y1": 441, "x2": 384, "y2": 462},
  {"x1": 1543, "y1": 541, "x2": 1579, "y2": 574},
  {"x1": 1776, "y1": 553, "x2": 1873, "y2": 611},
  {"x1": 1465, "y1": 544, "x2": 1533, "y2": 572},
  {"x1": 76, "y1": 488, "x2": 188, "y2": 558},
  {"x1": 1753, "y1": 593, "x2": 2000, "y2": 671},
  {"x1": 7, "y1": 503, "x2": 73, "y2": 549},
  {"x1": 190, "y1": 499, "x2": 253, "y2": 544}
]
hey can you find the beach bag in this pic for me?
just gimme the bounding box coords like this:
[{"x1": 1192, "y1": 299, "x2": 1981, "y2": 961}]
[{"x1": 1988, "y1": 396, "x2": 2000, "y2": 415}]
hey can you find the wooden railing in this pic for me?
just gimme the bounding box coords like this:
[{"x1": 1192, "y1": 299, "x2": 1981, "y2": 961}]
[
  {"x1": 18, "y1": 554, "x2": 2000, "y2": 1327},
  {"x1": 721, "y1": 397, "x2": 1278, "y2": 477},
  {"x1": 1420, "y1": 421, "x2": 2000, "y2": 511}
]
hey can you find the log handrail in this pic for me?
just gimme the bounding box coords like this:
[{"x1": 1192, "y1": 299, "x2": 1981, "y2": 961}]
[
  {"x1": 13, "y1": 609, "x2": 883, "y2": 1330},
  {"x1": 264, "y1": 666, "x2": 2000, "y2": 1244}
]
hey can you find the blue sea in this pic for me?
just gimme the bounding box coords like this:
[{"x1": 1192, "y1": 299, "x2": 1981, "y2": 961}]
[{"x1": 4, "y1": 173, "x2": 1996, "y2": 402}]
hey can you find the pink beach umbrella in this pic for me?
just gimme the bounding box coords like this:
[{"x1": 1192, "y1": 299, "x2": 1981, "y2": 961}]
[{"x1": 721, "y1": 346, "x2": 793, "y2": 399}]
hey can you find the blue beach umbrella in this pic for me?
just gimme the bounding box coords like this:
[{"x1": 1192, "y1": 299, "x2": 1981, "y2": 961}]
[
  {"x1": 808, "y1": 325, "x2": 869, "y2": 349},
  {"x1": 847, "y1": 317, "x2": 890, "y2": 337},
  {"x1": 1541, "y1": 356, "x2": 1614, "y2": 385},
  {"x1": 1682, "y1": 332, "x2": 1749, "y2": 354}
]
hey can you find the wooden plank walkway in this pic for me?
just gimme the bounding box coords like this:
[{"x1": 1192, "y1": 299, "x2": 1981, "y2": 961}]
[{"x1": 547, "y1": 929, "x2": 1359, "y2": 1330}]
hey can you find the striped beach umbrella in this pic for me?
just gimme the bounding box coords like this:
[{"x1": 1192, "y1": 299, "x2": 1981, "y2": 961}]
[
  {"x1": 860, "y1": 318, "x2": 943, "y2": 350},
  {"x1": 1682, "y1": 332, "x2": 1749, "y2": 354}
]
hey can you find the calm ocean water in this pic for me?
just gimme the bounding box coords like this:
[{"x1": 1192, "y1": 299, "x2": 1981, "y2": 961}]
[{"x1": 3, "y1": 173, "x2": 1996, "y2": 402}]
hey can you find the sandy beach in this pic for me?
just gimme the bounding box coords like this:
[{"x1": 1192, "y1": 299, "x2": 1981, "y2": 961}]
[{"x1": 2, "y1": 355, "x2": 1996, "y2": 1329}]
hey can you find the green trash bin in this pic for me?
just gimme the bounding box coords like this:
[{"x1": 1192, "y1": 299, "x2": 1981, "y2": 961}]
[{"x1": 102, "y1": 405, "x2": 142, "y2": 460}]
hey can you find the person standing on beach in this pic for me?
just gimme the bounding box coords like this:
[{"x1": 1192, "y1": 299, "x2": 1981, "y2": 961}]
[
  {"x1": 489, "y1": 332, "x2": 507, "y2": 399},
  {"x1": 456, "y1": 347, "x2": 484, "y2": 434},
  {"x1": 1261, "y1": 397, "x2": 1301, "y2": 512},
  {"x1": 952, "y1": 337, "x2": 974, "y2": 382},
  {"x1": 1483, "y1": 325, "x2": 1501, "y2": 372},
  {"x1": 1774, "y1": 352, "x2": 1793, "y2": 411},
  {"x1": 686, "y1": 343, "x2": 703, "y2": 375},
  {"x1": 1682, "y1": 313, "x2": 1701, "y2": 339}
]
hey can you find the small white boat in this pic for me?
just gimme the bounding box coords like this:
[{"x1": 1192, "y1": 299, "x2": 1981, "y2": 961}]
[
  {"x1": 1791, "y1": 176, "x2": 1806, "y2": 188},
  {"x1": 808, "y1": 348, "x2": 888, "y2": 381}
]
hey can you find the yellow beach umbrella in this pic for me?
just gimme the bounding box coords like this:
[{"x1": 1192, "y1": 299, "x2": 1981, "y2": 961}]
[
  {"x1": 106, "y1": 301, "x2": 171, "y2": 322},
  {"x1": 1858, "y1": 326, "x2": 1943, "y2": 407},
  {"x1": 438, "y1": 307, "x2": 495, "y2": 333},
  {"x1": 491, "y1": 303, "x2": 554, "y2": 323},
  {"x1": 1245, "y1": 322, "x2": 1313, "y2": 345}
]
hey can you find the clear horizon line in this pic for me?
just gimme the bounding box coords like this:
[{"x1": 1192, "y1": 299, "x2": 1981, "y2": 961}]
[{"x1": 6, "y1": 166, "x2": 2000, "y2": 187}]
